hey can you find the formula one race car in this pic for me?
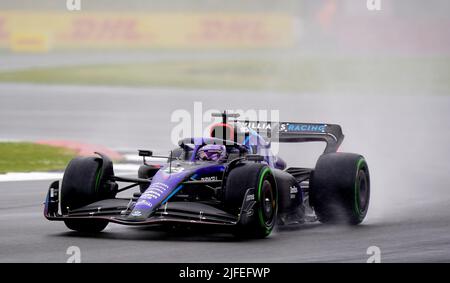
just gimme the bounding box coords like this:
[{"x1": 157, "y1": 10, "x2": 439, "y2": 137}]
[{"x1": 44, "y1": 112, "x2": 370, "y2": 238}]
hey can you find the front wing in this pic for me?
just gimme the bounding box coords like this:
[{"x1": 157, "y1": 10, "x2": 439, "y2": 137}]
[{"x1": 44, "y1": 181, "x2": 242, "y2": 227}]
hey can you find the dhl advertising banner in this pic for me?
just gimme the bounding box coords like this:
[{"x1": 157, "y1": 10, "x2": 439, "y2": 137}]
[{"x1": 0, "y1": 11, "x2": 297, "y2": 52}]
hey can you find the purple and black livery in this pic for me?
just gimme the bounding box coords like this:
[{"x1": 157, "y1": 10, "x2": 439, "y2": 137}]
[{"x1": 44, "y1": 112, "x2": 370, "y2": 238}]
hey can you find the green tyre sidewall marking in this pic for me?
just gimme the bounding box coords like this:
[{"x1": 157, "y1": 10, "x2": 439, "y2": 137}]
[
  {"x1": 257, "y1": 167, "x2": 274, "y2": 235},
  {"x1": 94, "y1": 163, "x2": 102, "y2": 193},
  {"x1": 354, "y1": 158, "x2": 366, "y2": 220}
]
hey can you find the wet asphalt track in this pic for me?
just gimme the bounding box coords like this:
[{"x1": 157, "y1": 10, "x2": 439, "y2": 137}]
[{"x1": 1, "y1": 83, "x2": 450, "y2": 262}]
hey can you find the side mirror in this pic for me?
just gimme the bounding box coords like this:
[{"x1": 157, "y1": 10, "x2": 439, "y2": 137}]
[
  {"x1": 138, "y1": 150, "x2": 153, "y2": 157},
  {"x1": 138, "y1": 150, "x2": 153, "y2": 165}
]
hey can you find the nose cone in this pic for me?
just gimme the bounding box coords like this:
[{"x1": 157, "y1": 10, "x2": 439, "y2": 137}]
[{"x1": 127, "y1": 164, "x2": 190, "y2": 221}]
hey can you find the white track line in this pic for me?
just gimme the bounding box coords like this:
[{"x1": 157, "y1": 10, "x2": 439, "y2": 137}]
[
  {"x1": 114, "y1": 163, "x2": 140, "y2": 171},
  {"x1": 0, "y1": 163, "x2": 143, "y2": 182},
  {"x1": 123, "y1": 154, "x2": 167, "y2": 163},
  {"x1": 0, "y1": 172, "x2": 64, "y2": 182},
  {"x1": 0, "y1": 153, "x2": 167, "y2": 182}
]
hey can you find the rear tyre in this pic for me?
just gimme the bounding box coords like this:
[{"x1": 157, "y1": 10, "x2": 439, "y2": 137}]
[
  {"x1": 225, "y1": 163, "x2": 277, "y2": 238},
  {"x1": 311, "y1": 153, "x2": 370, "y2": 225},
  {"x1": 61, "y1": 155, "x2": 116, "y2": 232}
]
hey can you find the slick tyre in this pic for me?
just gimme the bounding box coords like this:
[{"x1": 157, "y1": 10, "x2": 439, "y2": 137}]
[
  {"x1": 61, "y1": 156, "x2": 115, "y2": 232},
  {"x1": 225, "y1": 163, "x2": 277, "y2": 238},
  {"x1": 311, "y1": 153, "x2": 370, "y2": 225},
  {"x1": 64, "y1": 219, "x2": 109, "y2": 233}
]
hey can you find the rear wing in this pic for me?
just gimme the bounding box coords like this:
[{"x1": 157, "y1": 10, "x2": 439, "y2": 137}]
[{"x1": 236, "y1": 121, "x2": 344, "y2": 154}]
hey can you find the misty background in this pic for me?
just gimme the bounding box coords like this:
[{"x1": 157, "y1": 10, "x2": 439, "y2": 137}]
[
  {"x1": 0, "y1": 0, "x2": 449, "y2": 223},
  {"x1": 1, "y1": 0, "x2": 450, "y2": 263}
]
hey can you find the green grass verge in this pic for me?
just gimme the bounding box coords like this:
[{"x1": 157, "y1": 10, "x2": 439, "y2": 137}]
[
  {"x1": 0, "y1": 56, "x2": 448, "y2": 94},
  {"x1": 0, "y1": 142, "x2": 76, "y2": 174}
]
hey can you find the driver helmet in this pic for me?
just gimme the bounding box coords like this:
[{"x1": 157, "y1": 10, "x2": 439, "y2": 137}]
[{"x1": 196, "y1": 144, "x2": 227, "y2": 162}]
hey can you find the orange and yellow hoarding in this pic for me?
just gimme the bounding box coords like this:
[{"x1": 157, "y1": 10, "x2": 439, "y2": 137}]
[{"x1": 0, "y1": 11, "x2": 297, "y2": 51}]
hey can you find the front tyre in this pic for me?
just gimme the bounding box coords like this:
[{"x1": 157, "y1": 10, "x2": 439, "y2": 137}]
[
  {"x1": 60, "y1": 154, "x2": 116, "y2": 233},
  {"x1": 138, "y1": 165, "x2": 159, "y2": 193},
  {"x1": 64, "y1": 219, "x2": 109, "y2": 233},
  {"x1": 311, "y1": 153, "x2": 370, "y2": 225},
  {"x1": 225, "y1": 163, "x2": 278, "y2": 238}
]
